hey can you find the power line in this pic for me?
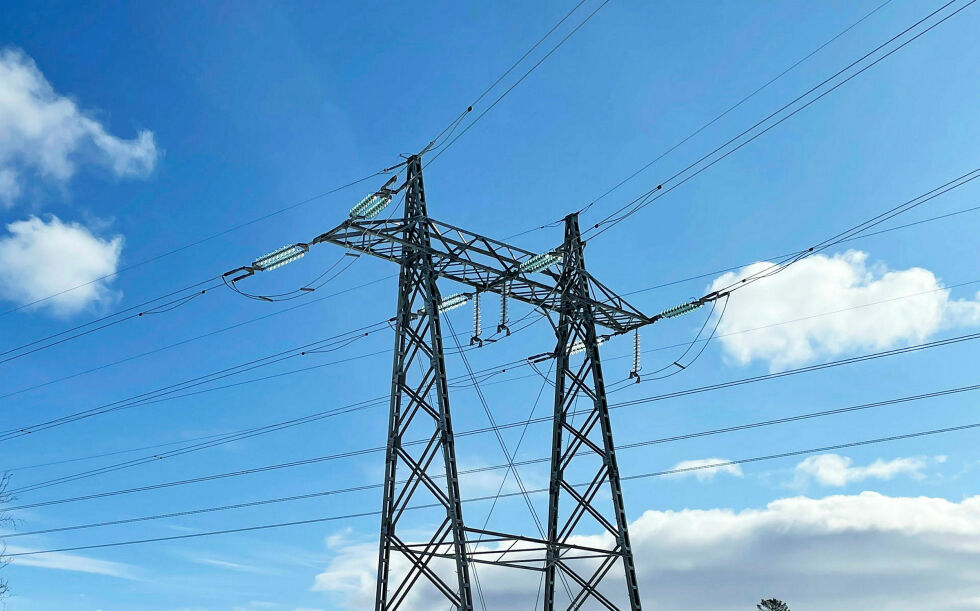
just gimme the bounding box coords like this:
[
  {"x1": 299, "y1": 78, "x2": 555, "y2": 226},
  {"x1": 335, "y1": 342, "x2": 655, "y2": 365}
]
[
  {"x1": 578, "y1": 0, "x2": 896, "y2": 217},
  {"x1": 8, "y1": 165, "x2": 978, "y2": 496},
  {"x1": 0, "y1": 322, "x2": 548, "y2": 478},
  {"x1": 621, "y1": 200, "x2": 980, "y2": 297},
  {"x1": 427, "y1": 0, "x2": 590, "y2": 151},
  {"x1": 0, "y1": 1, "x2": 611, "y2": 324},
  {"x1": 7, "y1": 129, "x2": 976, "y2": 426},
  {"x1": 9, "y1": 377, "x2": 978, "y2": 538},
  {"x1": 0, "y1": 277, "x2": 223, "y2": 366},
  {"x1": 9, "y1": 416, "x2": 980, "y2": 557},
  {"x1": 620, "y1": 163, "x2": 980, "y2": 325},
  {"x1": 0, "y1": 167, "x2": 402, "y2": 320},
  {"x1": 611, "y1": 330, "x2": 980, "y2": 409},
  {"x1": 428, "y1": 0, "x2": 612, "y2": 165},
  {"x1": 11, "y1": 177, "x2": 955, "y2": 403},
  {"x1": 708, "y1": 167, "x2": 980, "y2": 297},
  {"x1": 3, "y1": 322, "x2": 551, "y2": 497},
  {"x1": 8, "y1": 327, "x2": 978, "y2": 508},
  {"x1": 8, "y1": 155, "x2": 974, "y2": 376},
  {"x1": 586, "y1": 0, "x2": 975, "y2": 238},
  {"x1": 0, "y1": 273, "x2": 397, "y2": 401},
  {"x1": 1, "y1": 313, "x2": 546, "y2": 445},
  {"x1": 0, "y1": 322, "x2": 393, "y2": 442},
  {"x1": 0, "y1": 1, "x2": 605, "y2": 326},
  {"x1": 9, "y1": 276, "x2": 976, "y2": 494}
]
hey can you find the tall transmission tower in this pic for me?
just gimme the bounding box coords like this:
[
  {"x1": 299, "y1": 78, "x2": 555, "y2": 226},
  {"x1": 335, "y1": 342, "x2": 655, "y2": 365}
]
[{"x1": 265, "y1": 150, "x2": 698, "y2": 608}]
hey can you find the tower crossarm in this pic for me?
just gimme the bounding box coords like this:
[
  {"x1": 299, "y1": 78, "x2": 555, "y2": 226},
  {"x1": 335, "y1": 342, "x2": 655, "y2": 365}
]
[{"x1": 313, "y1": 215, "x2": 654, "y2": 333}]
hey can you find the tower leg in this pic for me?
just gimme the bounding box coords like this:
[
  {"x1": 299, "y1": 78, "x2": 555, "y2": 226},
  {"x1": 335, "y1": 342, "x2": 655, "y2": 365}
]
[
  {"x1": 544, "y1": 214, "x2": 642, "y2": 610},
  {"x1": 375, "y1": 155, "x2": 473, "y2": 610}
]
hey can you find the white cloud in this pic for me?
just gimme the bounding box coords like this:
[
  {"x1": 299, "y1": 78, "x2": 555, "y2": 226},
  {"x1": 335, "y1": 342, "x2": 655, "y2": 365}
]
[
  {"x1": 666, "y1": 457, "x2": 743, "y2": 481},
  {"x1": 0, "y1": 47, "x2": 158, "y2": 207},
  {"x1": 0, "y1": 215, "x2": 122, "y2": 315},
  {"x1": 193, "y1": 557, "x2": 266, "y2": 574},
  {"x1": 0, "y1": 167, "x2": 20, "y2": 206},
  {"x1": 794, "y1": 453, "x2": 930, "y2": 487},
  {"x1": 313, "y1": 491, "x2": 980, "y2": 610},
  {"x1": 312, "y1": 539, "x2": 375, "y2": 596},
  {"x1": 7, "y1": 545, "x2": 135, "y2": 580},
  {"x1": 709, "y1": 250, "x2": 980, "y2": 370}
]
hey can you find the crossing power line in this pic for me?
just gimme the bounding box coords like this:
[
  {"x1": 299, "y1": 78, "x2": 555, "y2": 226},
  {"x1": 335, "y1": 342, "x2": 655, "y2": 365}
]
[
  {"x1": 3, "y1": 5, "x2": 977, "y2": 607},
  {"x1": 7, "y1": 326, "x2": 979, "y2": 506},
  {"x1": 585, "y1": 0, "x2": 976, "y2": 239},
  {"x1": 8, "y1": 416, "x2": 980, "y2": 558},
  {"x1": 7, "y1": 271, "x2": 978, "y2": 497}
]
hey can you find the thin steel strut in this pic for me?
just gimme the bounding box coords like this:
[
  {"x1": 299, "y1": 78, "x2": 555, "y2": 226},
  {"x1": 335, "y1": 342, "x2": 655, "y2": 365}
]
[
  {"x1": 375, "y1": 155, "x2": 474, "y2": 610},
  {"x1": 544, "y1": 214, "x2": 642, "y2": 610}
]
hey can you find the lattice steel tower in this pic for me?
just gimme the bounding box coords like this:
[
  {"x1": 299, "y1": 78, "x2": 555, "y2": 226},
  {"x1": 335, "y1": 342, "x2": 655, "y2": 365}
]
[{"x1": 313, "y1": 153, "x2": 660, "y2": 609}]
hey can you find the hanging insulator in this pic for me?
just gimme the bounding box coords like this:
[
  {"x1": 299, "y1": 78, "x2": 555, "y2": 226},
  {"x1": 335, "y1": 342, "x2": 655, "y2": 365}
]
[
  {"x1": 629, "y1": 329, "x2": 641, "y2": 383},
  {"x1": 470, "y1": 292, "x2": 483, "y2": 346},
  {"x1": 497, "y1": 281, "x2": 510, "y2": 336}
]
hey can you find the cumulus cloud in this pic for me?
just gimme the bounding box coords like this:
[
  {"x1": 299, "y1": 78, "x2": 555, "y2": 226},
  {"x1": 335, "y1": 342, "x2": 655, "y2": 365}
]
[
  {"x1": 0, "y1": 215, "x2": 122, "y2": 315},
  {"x1": 666, "y1": 457, "x2": 743, "y2": 481},
  {"x1": 794, "y1": 453, "x2": 930, "y2": 487},
  {"x1": 313, "y1": 491, "x2": 980, "y2": 610},
  {"x1": 0, "y1": 47, "x2": 158, "y2": 207},
  {"x1": 709, "y1": 250, "x2": 980, "y2": 370}
]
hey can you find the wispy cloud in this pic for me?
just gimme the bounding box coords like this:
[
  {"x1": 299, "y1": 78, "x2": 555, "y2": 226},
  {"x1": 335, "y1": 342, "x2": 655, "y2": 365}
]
[
  {"x1": 7, "y1": 545, "x2": 137, "y2": 580},
  {"x1": 193, "y1": 557, "x2": 268, "y2": 574}
]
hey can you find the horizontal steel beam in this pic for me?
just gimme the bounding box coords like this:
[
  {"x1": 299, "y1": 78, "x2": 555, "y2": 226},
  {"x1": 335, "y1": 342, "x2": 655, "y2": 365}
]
[{"x1": 313, "y1": 216, "x2": 654, "y2": 333}]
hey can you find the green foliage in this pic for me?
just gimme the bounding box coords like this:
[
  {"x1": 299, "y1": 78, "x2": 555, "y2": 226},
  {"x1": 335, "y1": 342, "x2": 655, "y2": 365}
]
[{"x1": 757, "y1": 599, "x2": 790, "y2": 611}]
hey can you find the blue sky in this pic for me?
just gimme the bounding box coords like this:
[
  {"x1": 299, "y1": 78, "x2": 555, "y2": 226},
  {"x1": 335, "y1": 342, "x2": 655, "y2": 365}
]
[{"x1": 1, "y1": 1, "x2": 980, "y2": 609}]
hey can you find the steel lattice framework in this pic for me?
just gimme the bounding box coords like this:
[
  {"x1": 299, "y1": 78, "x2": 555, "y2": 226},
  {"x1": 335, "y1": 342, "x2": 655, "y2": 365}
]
[
  {"x1": 314, "y1": 154, "x2": 648, "y2": 610},
  {"x1": 544, "y1": 215, "x2": 642, "y2": 610},
  {"x1": 371, "y1": 156, "x2": 473, "y2": 609}
]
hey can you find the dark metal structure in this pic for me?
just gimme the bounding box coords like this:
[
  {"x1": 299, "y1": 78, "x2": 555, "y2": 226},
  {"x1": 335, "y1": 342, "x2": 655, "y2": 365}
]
[
  {"x1": 372, "y1": 156, "x2": 473, "y2": 609},
  {"x1": 314, "y1": 154, "x2": 650, "y2": 609},
  {"x1": 544, "y1": 215, "x2": 642, "y2": 610}
]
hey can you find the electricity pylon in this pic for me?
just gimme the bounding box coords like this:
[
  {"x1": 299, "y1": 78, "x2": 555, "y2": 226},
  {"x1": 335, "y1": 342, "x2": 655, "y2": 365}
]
[{"x1": 309, "y1": 153, "x2": 662, "y2": 609}]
